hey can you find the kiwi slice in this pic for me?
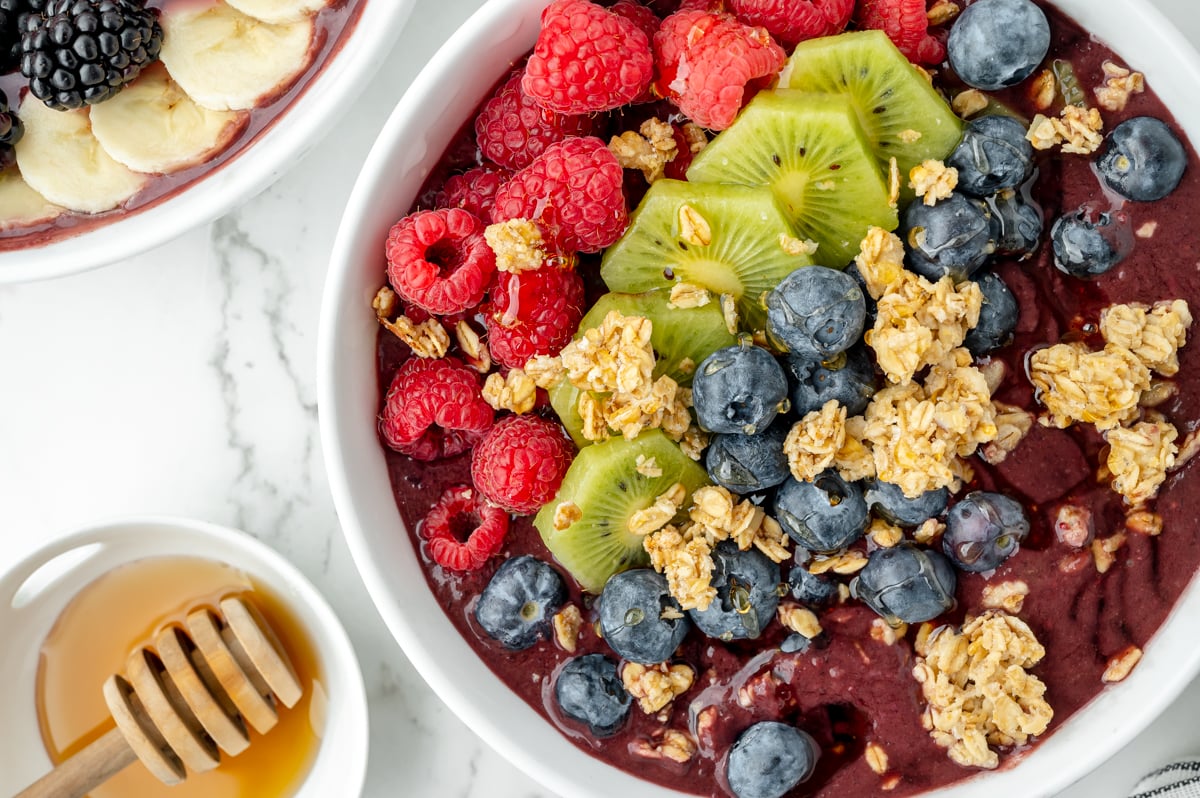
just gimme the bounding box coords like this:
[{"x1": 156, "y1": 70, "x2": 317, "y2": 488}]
[
  {"x1": 599, "y1": 179, "x2": 808, "y2": 331},
  {"x1": 687, "y1": 91, "x2": 898, "y2": 268},
  {"x1": 549, "y1": 290, "x2": 737, "y2": 446},
  {"x1": 778, "y1": 30, "x2": 964, "y2": 185},
  {"x1": 534, "y1": 429, "x2": 710, "y2": 593}
]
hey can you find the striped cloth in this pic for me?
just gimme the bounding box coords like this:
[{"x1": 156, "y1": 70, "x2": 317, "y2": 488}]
[{"x1": 1131, "y1": 759, "x2": 1200, "y2": 798}]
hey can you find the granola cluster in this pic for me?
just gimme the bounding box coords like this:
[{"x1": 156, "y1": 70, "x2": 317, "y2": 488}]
[
  {"x1": 913, "y1": 612, "x2": 1053, "y2": 769},
  {"x1": 1027, "y1": 104, "x2": 1104, "y2": 155},
  {"x1": 373, "y1": 286, "x2": 451, "y2": 358},
  {"x1": 1099, "y1": 300, "x2": 1192, "y2": 376},
  {"x1": 609, "y1": 117, "x2": 678, "y2": 183},
  {"x1": 1029, "y1": 342, "x2": 1151, "y2": 430},
  {"x1": 484, "y1": 218, "x2": 546, "y2": 274},
  {"x1": 909, "y1": 159, "x2": 958, "y2": 206},
  {"x1": 1106, "y1": 420, "x2": 1179, "y2": 505},
  {"x1": 1093, "y1": 61, "x2": 1145, "y2": 112},
  {"x1": 621, "y1": 661, "x2": 695, "y2": 714}
]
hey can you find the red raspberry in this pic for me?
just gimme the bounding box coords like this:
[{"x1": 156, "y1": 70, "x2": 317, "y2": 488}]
[
  {"x1": 419, "y1": 485, "x2": 510, "y2": 571},
  {"x1": 611, "y1": 0, "x2": 660, "y2": 41},
  {"x1": 653, "y1": 9, "x2": 787, "y2": 130},
  {"x1": 522, "y1": 0, "x2": 655, "y2": 114},
  {"x1": 855, "y1": 0, "x2": 946, "y2": 64},
  {"x1": 471, "y1": 415, "x2": 575, "y2": 515},
  {"x1": 386, "y1": 208, "x2": 496, "y2": 315},
  {"x1": 484, "y1": 265, "x2": 586, "y2": 369},
  {"x1": 728, "y1": 0, "x2": 854, "y2": 47},
  {"x1": 491, "y1": 136, "x2": 628, "y2": 254},
  {"x1": 475, "y1": 71, "x2": 596, "y2": 172},
  {"x1": 436, "y1": 164, "x2": 512, "y2": 219},
  {"x1": 380, "y1": 357, "x2": 494, "y2": 461}
]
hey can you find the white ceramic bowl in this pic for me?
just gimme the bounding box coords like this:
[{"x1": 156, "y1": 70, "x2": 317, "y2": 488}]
[
  {"x1": 0, "y1": 516, "x2": 368, "y2": 797},
  {"x1": 319, "y1": 2, "x2": 1200, "y2": 796},
  {"x1": 0, "y1": 0, "x2": 415, "y2": 284}
]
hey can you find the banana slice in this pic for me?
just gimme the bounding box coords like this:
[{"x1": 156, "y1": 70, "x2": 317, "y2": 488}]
[
  {"x1": 224, "y1": 0, "x2": 331, "y2": 25},
  {"x1": 0, "y1": 167, "x2": 63, "y2": 230},
  {"x1": 159, "y1": 1, "x2": 316, "y2": 112},
  {"x1": 91, "y1": 63, "x2": 248, "y2": 175},
  {"x1": 15, "y1": 99, "x2": 148, "y2": 214}
]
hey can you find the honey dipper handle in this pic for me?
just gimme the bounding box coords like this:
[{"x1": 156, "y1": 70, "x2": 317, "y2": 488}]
[{"x1": 14, "y1": 727, "x2": 137, "y2": 798}]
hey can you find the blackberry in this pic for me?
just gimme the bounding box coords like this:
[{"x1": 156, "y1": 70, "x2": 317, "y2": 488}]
[
  {"x1": 20, "y1": 0, "x2": 162, "y2": 111},
  {"x1": 0, "y1": 0, "x2": 25, "y2": 72},
  {"x1": 0, "y1": 90, "x2": 21, "y2": 171}
]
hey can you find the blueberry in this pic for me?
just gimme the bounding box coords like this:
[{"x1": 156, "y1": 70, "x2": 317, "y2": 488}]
[
  {"x1": 1097, "y1": 116, "x2": 1187, "y2": 202},
  {"x1": 864, "y1": 479, "x2": 949, "y2": 527},
  {"x1": 554, "y1": 654, "x2": 632, "y2": 738},
  {"x1": 692, "y1": 343, "x2": 789, "y2": 435},
  {"x1": 963, "y1": 271, "x2": 1019, "y2": 355},
  {"x1": 853, "y1": 543, "x2": 956, "y2": 624},
  {"x1": 475, "y1": 555, "x2": 567, "y2": 650},
  {"x1": 688, "y1": 541, "x2": 780, "y2": 641},
  {"x1": 987, "y1": 187, "x2": 1043, "y2": 257},
  {"x1": 774, "y1": 471, "x2": 869, "y2": 553},
  {"x1": 947, "y1": 0, "x2": 1050, "y2": 91},
  {"x1": 598, "y1": 569, "x2": 690, "y2": 665},
  {"x1": 766, "y1": 266, "x2": 866, "y2": 361},
  {"x1": 726, "y1": 721, "x2": 819, "y2": 798},
  {"x1": 947, "y1": 115, "x2": 1035, "y2": 196},
  {"x1": 706, "y1": 424, "x2": 790, "y2": 494},
  {"x1": 943, "y1": 491, "x2": 1030, "y2": 572},
  {"x1": 843, "y1": 262, "x2": 877, "y2": 325},
  {"x1": 780, "y1": 633, "x2": 811, "y2": 654},
  {"x1": 902, "y1": 192, "x2": 995, "y2": 282},
  {"x1": 1050, "y1": 204, "x2": 1132, "y2": 278},
  {"x1": 787, "y1": 345, "x2": 876, "y2": 417},
  {"x1": 788, "y1": 567, "x2": 840, "y2": 607}
]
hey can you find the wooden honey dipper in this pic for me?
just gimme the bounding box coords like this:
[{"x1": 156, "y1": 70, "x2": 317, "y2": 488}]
[{"x1": 16, "y1": 596, "x2": 303, "y2": 798}]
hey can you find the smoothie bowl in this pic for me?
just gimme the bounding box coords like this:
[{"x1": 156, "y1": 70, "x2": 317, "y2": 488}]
[
  {"x1": 0, "y1": 0, "x2": 415, "y2": 282},
  {"x1": 320, "y1": 0, "x2": 1200, "y2": 796}
]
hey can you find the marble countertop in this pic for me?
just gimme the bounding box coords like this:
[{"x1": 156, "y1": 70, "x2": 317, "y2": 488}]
[{"x1": 2, "y1": 1, "x2": 1200, "y2": 796}]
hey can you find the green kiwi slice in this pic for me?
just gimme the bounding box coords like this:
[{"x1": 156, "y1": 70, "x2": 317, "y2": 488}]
[
  {"x1": 687, "y1": 91, "x2": 898, "y2": 268},
  {"x1": 534, "y1": 429, "x2": 710, "y2": 593},
  {"x1": 778, "y1": 30, "x2": 964, "y2": 186},
  {"x1": 549, "y1": 289, "x2": 737, "y2": 447},
  {"x1": 599, "y1": 179, "x2": 808, "y2": 331}
]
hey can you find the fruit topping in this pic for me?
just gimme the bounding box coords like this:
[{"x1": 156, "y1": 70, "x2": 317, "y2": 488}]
[
  {"x1": 598, "y1": 568, "x2": 690, "y2": 664},
  {"x1": 787, "y1": 567, "x2": 840, "y2": 607},
  {"x1": 687, "y1": 540, "x2": 780, "y2": 640},
  {"x1": 727, "y1": 0, "x2": 853, "y2": 48},
  {"x1": 853, "y1": 0, "x2": 944, "y2": 65},
  {"x1": 492, "y1": 135, "x2": 628, "y2": 254},
  {"x1": 947, "y1": 0, "x2": 1050, "y2": 91},
  {"x1": 553, "y1": 654, "x2": 632, "y2": 737},
  {"x1": 775, "y1": 469, "x2": 869, "y2": 553},
  {"x1": 942, "y1": 491, "x2": 1029, "y2": 572},
  {"x1": 1097, "y1": 116, "x2": 1188, "y2": 202},
  {"x1": 946, "y1": 115, "x2": 1035, "y2": 198},
  {"x1": 483, "y1": 265, "x2": 585, "y2": 369},
  {"x1": 470, "y1": 414, "x2": 575, "y2": 515},
  {"x1": 522, "y1": 0, "x2": 653, "y2": 115},
  {"x1": 436, "y1": 163, "x2": 511, "y2": 220},
  {"x1": 963, "y1": 270, "x2": 1018, "y2": 355},
  {"x1": 418, "y1": 485, "x2": 509, "y2": 572},
  {"x1": 224, "y1": 0, "x2": 332, "y2": 25},
  {"x1": 705, "y1": 424, "x2": 790, "y2": 494},
  {"x1": 766, "y1": 266, "x2": 866, "y2": 361},
  {"x1": 476, "y1": 70, "x2": 596, "y2": 171},
  {"x1": 1049, "y1": 204, "x2": 1132, "y2": 278},
  {"x1": 986, "y1": 188, "x2": 1043, "y2": 258},
  {"x1": 0, "y1": 0, "x2": 20, "y2": 72},
  {"x1": 691, "y1": 342, "x2": 788, "y2": 435},
  {"x1": 900, "y1": 192, "x2": 995, "y2": 282},
  {"x1": 726, "y1": 721, "x2": 819, "y2": 798},
  {"x1": 0, "y1": 89, "x2": 22, "y2": 171},
  {"x1": 787, "y1": 345, "x2": 876, "y2": 417},
  {"x1": 380, "y1": 356, "x2": 494, "y2": 461},
  {"x1": 475, "y1": 555, "x2": 568, "y2": 650},
  {"x1": 852, "y1": 541, "x2": 956, "y2": 624},
  {"x1": 652, "y1": 8, "x2": 786, "y2": 131},
  {"x1": 865, "y1": 479, "x2": 949, "y2": 527},
  {"x1": 386, "y1": 207, "x2": 496, "y2": 316}
]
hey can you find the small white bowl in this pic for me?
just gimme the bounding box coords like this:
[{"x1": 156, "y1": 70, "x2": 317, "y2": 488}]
[
  {"x1": 319, "y1": 2, "x2": 1200, "y2": 796},
  {"x1": 0, "y1": 0, "x2": 416, "y2": 284},
  {"x1": 0, "y1": 516, "x2": 368, "y2": 797}
]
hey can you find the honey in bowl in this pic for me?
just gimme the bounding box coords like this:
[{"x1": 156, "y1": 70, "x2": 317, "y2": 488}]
[{"x1": 35, "y1": 556, "x2": 325, "y2": 798}]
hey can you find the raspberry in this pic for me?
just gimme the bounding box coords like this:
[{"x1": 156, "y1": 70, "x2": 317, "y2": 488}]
[
  {"x1": 385, "y1": 208, "x2": 496, "y2": 315},
  {"x1": 610, "y1": 0, "x2": 660, "y2": 41},
  {"x1": 380, "y1": 356, "x2": 494, "y2": 461},
  {"x1": 522, "y1": 0, "x2": 654, "y2": 114},
  {"x1": 484, "y1": 265, "x2": 586, "y2": 369},
  {"x1": 419, "y1": 485, "x2": 510, "y2": 571},
  {"x1": 475, "y1": 71, "x2": 596, "y2": 171},
  {"x1": 653, "y1": 9, "x2": 787, "y2": 130},
  {"x1": 491, "y1": 136, "x2": 628, "y2": 254},
  {"x1": 436, "y1": 164, "x2": 512, "y2": 220},
  {"x1": 471, "y1": 415, "x2": 575, "y2": 515},
  {"x1": 855, "y1": 0, "x2": 946, "y2": 64},
  {"x1": 728, "y1": 0, "x2": 854, "y2": 47}
]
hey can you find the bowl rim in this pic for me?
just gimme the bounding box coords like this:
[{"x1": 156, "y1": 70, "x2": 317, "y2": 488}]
[
  {"x1": 0, "y1": 0, "x2": 417, "y2": 285},
  {"x1": 319, "y1": 1, "x2": 1200, "y2": 796}
]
